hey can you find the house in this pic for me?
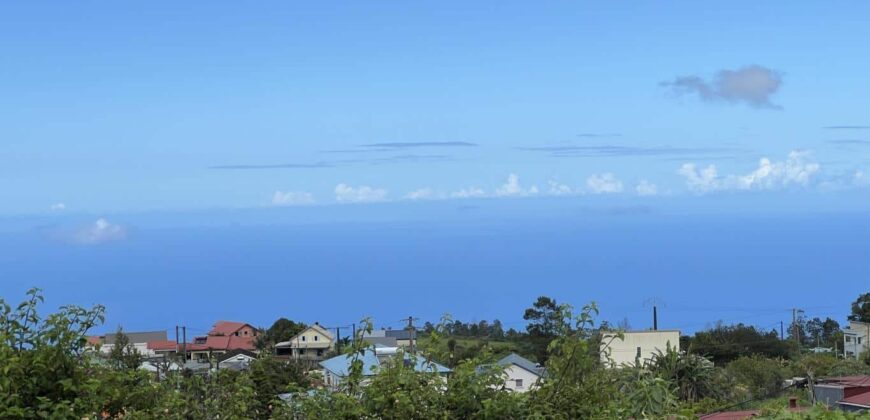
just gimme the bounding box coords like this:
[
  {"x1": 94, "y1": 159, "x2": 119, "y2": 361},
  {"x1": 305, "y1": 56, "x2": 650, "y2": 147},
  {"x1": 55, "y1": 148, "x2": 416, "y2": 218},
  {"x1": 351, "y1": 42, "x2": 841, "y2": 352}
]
[
  {"x1": 147, "y1": 321, "x2": 259, "y2": 363},
  {"x1": 217, "y1": 349, "x2": 259, "y2": 371},
  {"x1": 843, "y1": 321, "x2": 870, "y2": 360},
  {"x1": 813, "y1": 375, "x2": 870, "y2": 412},
  {"x1": 319, "y1": 346, "x2": 450, "y2": 391},
  {"x1": 599, "y1": 329, "x2": 681, "y2": 367},
  {"x1": 88, "y1": 330, "x2": 167, "y2": 358},
  {"x1": 275, "y1": 322, "x2": 335, "y2": 360},
  {"x1": 360, "y1": 328, "x2": 416, "y2": 348},
  {"x1": 490, "y1": 353, "x2": 546, "y2": 393}
]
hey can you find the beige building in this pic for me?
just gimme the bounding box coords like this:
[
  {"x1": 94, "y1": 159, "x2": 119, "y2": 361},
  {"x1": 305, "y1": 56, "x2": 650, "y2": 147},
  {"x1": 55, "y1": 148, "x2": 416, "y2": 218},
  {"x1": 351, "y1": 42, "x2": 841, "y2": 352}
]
[
  {"x1": 600, "y1": 330, "x2": 681, "y2": 367},
  {"x1": 844, "y1": 320, "x2": 870, "y2": 360},
  {"x1": 276, "y1": 323, "x2": 335, "y2": 360},
  {"x1": 492, "y1": 353, "x2": 546, "y2": 393}
]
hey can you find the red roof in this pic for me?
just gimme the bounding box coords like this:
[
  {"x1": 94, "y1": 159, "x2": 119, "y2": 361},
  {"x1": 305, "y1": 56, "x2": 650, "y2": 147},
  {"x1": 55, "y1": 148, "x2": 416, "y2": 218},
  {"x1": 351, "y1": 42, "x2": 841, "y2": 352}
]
[
  {"x1": 840, "y1": 390, "x2": 870, "y2": 408},
  {"x1": 147, "y1": 336, "x2": 255, "y2": 352},
  {"x1": 822, "y1": 375, "x2": 870, "y2": 387},
  {"x1": 210, "y1": 321, "x2": 252, "y2": 336},
  {"x1": 148, "y1": 340, "x2": 177, "y2": 351}
]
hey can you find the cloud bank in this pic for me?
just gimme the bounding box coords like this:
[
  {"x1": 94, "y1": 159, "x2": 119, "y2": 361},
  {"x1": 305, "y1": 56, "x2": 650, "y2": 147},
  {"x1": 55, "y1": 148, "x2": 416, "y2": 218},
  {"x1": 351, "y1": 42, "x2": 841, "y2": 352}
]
[
  {"x1": 272, "y1": 191, "x2": 315, "y2": 206},
  {"x1": 72, "y1": 218, "x2": 127, "y2": 245},
  {"x1": 679, "y1": 151, "x2": 820, "y2": 193},
  {"x1": 335, "y1": 184, "x2": 388, "y2": 203}
]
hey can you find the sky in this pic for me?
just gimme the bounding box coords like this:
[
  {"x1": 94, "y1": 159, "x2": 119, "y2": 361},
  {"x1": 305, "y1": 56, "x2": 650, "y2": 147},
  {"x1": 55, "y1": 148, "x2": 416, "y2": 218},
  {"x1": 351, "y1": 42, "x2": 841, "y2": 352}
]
[{"x1": 0, "y1": 2, "x2": 868, "y2": 335}]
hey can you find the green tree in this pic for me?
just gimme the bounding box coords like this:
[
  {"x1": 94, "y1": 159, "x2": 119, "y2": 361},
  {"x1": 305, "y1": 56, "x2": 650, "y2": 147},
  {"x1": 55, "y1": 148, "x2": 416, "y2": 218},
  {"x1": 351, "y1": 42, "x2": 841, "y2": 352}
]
[
  {"x1": 256, "y1": 317, "x2": 306, "y2": 350},
  {"x1": 848, "y1": 292, "x2": 870, "y2": 323},
  {"x1": 107, "y1": 326, "x2": 143, "y2": 371},
  {"x1": 523, "y1": 296, "x2": 562, "y2": 362}
]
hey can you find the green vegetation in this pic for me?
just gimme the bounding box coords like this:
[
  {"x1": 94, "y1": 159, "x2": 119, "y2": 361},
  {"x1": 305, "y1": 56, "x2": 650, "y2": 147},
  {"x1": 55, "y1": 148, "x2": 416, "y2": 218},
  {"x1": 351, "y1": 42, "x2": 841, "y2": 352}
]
[{"x1": 3, "y1": 289, "x2": 870, "y2": 419}]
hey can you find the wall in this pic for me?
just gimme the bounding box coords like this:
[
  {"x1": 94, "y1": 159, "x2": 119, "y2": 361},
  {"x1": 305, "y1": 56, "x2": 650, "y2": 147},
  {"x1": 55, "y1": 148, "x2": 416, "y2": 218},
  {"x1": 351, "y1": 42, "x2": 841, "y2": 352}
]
[
  {"x1": 600, "y1": 330, "x2": 681, "y2": 367},
  {"x1": 501, "y1": 364, "x2": 541, "y2": 393}
]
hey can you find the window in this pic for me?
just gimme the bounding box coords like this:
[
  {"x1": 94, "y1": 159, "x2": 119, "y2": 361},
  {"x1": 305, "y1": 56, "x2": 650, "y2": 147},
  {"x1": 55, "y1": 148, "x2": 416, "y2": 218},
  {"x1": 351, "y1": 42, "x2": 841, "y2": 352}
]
[
  {"x1": 317, "y1": 349, "x2": 324, "y2": 356},
  {"x1": 515, "y1": 379, "x2": 523, "y2": 388},
  {"x1": 314, "y1": 335, "x2": 319, "y2": 341},
  {"x1": 636, "y1": 347, "x2": 642, "y2": 358},
  {"x1": 302, "y1": 336, "x2": 306, "y2": 342},
  {"x1": 846, "y1": 336, "x2": 852, "y2": 342},
  {"x1": 234, "y1": 332, "x2": 239, "y2": 336},
  {"x1": 299, "y1": 349, "x2": 306, "y2": 355},
  {"x1": 859, "y1": 337, "x2": 863, "y2": 344}
]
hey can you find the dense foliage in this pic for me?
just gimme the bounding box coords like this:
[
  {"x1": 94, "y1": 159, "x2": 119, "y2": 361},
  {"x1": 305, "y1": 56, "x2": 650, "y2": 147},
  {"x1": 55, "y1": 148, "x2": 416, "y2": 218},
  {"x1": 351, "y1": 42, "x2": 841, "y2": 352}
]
[{"x1": 3, "y1": 289, "x2": 870, "y2": 419}]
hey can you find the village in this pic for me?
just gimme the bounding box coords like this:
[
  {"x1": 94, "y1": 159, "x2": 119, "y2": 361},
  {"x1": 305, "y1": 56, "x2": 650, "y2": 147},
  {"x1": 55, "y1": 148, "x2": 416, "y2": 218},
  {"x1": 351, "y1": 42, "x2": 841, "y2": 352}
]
[{"x1": 83, "y1": 297, "x2": 870, "y2": 418}]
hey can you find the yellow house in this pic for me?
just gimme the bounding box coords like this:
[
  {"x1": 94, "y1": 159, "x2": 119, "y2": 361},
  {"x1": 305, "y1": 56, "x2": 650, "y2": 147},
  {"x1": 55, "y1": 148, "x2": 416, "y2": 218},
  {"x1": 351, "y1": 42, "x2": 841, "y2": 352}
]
[{"x1": 275, "y1": 323, "x2": 335, "y2": 360}]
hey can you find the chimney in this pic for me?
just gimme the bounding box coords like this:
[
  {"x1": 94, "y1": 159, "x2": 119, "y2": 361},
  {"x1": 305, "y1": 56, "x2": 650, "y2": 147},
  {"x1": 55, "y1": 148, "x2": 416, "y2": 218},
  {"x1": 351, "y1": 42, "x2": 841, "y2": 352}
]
[{"x1": 788, "y1": 397, "x2": 798, "y2": 409}]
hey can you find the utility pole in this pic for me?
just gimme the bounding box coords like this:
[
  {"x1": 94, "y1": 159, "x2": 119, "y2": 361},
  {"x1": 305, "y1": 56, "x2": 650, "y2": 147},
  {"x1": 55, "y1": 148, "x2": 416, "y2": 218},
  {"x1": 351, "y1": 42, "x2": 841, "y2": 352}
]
[
  {"x1": 175, "y1": 325, "x2": 180, "y2": 352},
  {"x1": 336, "y1": 327, "x2": 341, "y2": 353},
  {"x1": 182, "y1": 326, "x2": 187, "y2": 363},
  {"x1": 352, "y1": 323, "x2": 356, "y2": 344},
  {"x1": 780, "y1": 321, "x2": 784, "y2": 340},
  {"x1": 653, "y1": 305, "x2": 658, "y2": 331},
  {"x1": 406, "y1": 316, "x2": 417, "y2": 354}
]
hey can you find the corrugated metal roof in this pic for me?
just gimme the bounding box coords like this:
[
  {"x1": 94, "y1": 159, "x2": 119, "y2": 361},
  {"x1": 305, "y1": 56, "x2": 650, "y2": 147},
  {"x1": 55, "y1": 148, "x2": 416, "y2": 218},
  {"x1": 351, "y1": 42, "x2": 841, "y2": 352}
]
[
  {"x1": 497, "y1": 353, "x2": 546, "y2": 377},
  {"x1": 319, "y1": 349, "x2": 450, "y2": 378}
]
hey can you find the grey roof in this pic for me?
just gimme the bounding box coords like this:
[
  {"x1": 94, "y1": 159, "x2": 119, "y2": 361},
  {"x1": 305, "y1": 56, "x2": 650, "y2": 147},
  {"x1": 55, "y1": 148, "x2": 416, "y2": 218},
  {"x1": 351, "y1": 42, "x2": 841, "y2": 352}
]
[
  {"x1": 217, "y1": 349, "x2": 258, "y2": 363},
  {"x1": 385, "y1": 330, "x2": 415, "y2": 340},
  {"x1": 104, "y1": 331, "x2": 167, "y2": 344},
  {"x1": 362, "y1": 336, "x2": 398, "y2": 347},
  {"x1": 497, "y1": 353, "x2": 546, "y2": 377}
]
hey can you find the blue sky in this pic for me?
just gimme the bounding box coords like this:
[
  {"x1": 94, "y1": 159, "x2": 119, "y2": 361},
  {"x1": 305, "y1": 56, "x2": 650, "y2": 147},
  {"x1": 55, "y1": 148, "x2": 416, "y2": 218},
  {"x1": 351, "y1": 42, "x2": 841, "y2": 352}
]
[
  {"x1": 2, "y1": 1, "x2": 870, "y2": 213},
  {"x1": 1, "y1": 2, "x2": 869, "y2": 333}
]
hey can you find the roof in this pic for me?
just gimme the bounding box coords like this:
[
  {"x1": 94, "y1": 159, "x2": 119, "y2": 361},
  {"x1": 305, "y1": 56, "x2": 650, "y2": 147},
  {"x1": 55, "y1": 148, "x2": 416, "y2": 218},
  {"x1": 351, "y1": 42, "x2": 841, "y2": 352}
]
[
  {"x1": 497, "y1": 353, "x2": 546, "y2": 377},
  {"x1": 385, "y1": 329, "x2": 415, "y2": 340},
  {"x1": 362, "y1": 336, "x2": 398, "y2": 347},
  {"x1": 819, "y1": 375, "x2": 870, "y2": 387},
  {"x1": 319, "y1": 349, "x2": 450, "y2": 378},
  {"x1": 147, "y1": 335, "x2": 256, "y2": 352},
  {"x1": 840, "y1": 390, "x2": 870, "y2": 408},
  {"x1": 104, "y1": 331, "x2": 167, "y2": 344},
  {"x1": 217, "y1": 349, "x2": 258, "y2": 363},
  {"x1": 210, "y1": 321, "x2": 254, "y2": 336},
  {"x1": 148, "y1": 340, "x2": 177, "y2": 351},
  {"x1": 276, "y1": 324, "x2": 335, "y2": 348}
]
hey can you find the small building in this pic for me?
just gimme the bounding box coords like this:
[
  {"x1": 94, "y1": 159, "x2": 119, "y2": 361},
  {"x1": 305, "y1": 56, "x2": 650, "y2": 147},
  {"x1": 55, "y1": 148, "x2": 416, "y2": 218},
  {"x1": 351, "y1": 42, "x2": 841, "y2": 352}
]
[
  {"x1": 217, "y1": 349, "x2": 258, "y2": 371},
  {"x1": 88, "y1": 330, "x2": 168, "y2": 358},
  {"x1": 843, "y1": 321, "x2": 870, "y2": 360},
  {"x1": 492, "y1": 353, "x2": 546, "y2": 393},
  {"x1": 813, "y1": 375, "x2": 870, "y2": 412},
  {"x1": 599, "y1": 329, "x2": 681, "y2": 367},
  {"x1": 319, "y1": 347, "x2": 450, "y2": 391},
  {"x1": 146, "y1": 321, "x2": 259, "y2": 363},
  {"x1": 360, "y1": 328, "x2": 416, "y2": 348},
  {"x1": 275, "y1": 323, "x2": 335, "y2": 361}
]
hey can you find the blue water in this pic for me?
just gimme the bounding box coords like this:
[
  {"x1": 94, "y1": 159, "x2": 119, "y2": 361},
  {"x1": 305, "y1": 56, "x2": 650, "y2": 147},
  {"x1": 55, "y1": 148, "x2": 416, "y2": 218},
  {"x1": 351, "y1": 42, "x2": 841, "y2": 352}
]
[{"x1": 0, "y1": 199, "x2": 867, "y2": 337}]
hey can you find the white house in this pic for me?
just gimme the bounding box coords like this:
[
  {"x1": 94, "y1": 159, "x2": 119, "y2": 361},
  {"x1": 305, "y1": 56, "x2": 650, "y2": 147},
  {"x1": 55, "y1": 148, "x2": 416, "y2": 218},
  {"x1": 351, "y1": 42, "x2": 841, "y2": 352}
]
[
  {"x1": 275, "y1": 323, "x2": 335, "y2": 361},
  {"x1": 88, "y1": 330, "x2": 168, "y2": 358},
  {"x1": 844, "y1": 321, "x2": 870, "y2": 360},
  {"x1": 491, "y1": 353, "x2": 546, "y2": 393},
  {"x1": 600, "y1": 330, "x2": 681, "y2": 367}
]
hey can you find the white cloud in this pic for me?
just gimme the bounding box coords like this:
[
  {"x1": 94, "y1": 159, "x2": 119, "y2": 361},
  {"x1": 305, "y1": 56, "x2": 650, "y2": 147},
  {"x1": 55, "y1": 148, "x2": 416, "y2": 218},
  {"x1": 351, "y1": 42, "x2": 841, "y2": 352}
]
[
  {"x1": 334, "y1": 183, "x2": 388, "y2": 203},
  {"x1": 679, "y1": 151, "x2": 821, "y2": 193},
  {"x1": 854, "y1": 170, "x2": 870, "y2": 187},
  {"x1": 635, "y1": 180, "x2": 658, "y2": 196},
  {"x1": 495, "y1": 174, "x2": 538, "y2": 197},
  {"x1": 73, "y1": 218, "x2": 126, "y2": 245},
  {"x1": 547, "y1": 180, "x2": 577, "y2": 196},
  {"x1": 662, "y1": 65, "x2": 783, "y2": 109},
  {"x1": 451, "y1": 187, "x2": 486, "y2": 199},
  {"x1": 405, "y1": 188, "x2": 440, "y2": 200},
  {"x1": 586, "y1": 173, "x2": 624, "y2": 194},
  {"x1": 272, "y1": 191, "x2": 315, "y2": 206},
  {"x1": 50, "y1": 203, "x2": 66, "y2": 211}
]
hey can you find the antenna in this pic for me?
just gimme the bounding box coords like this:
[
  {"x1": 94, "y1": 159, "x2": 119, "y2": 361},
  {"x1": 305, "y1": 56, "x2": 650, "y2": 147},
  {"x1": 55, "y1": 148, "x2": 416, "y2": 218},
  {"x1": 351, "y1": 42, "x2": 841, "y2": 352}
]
[{"x1": 643, "y1": 298, "x2": 667, "y2": 331}]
